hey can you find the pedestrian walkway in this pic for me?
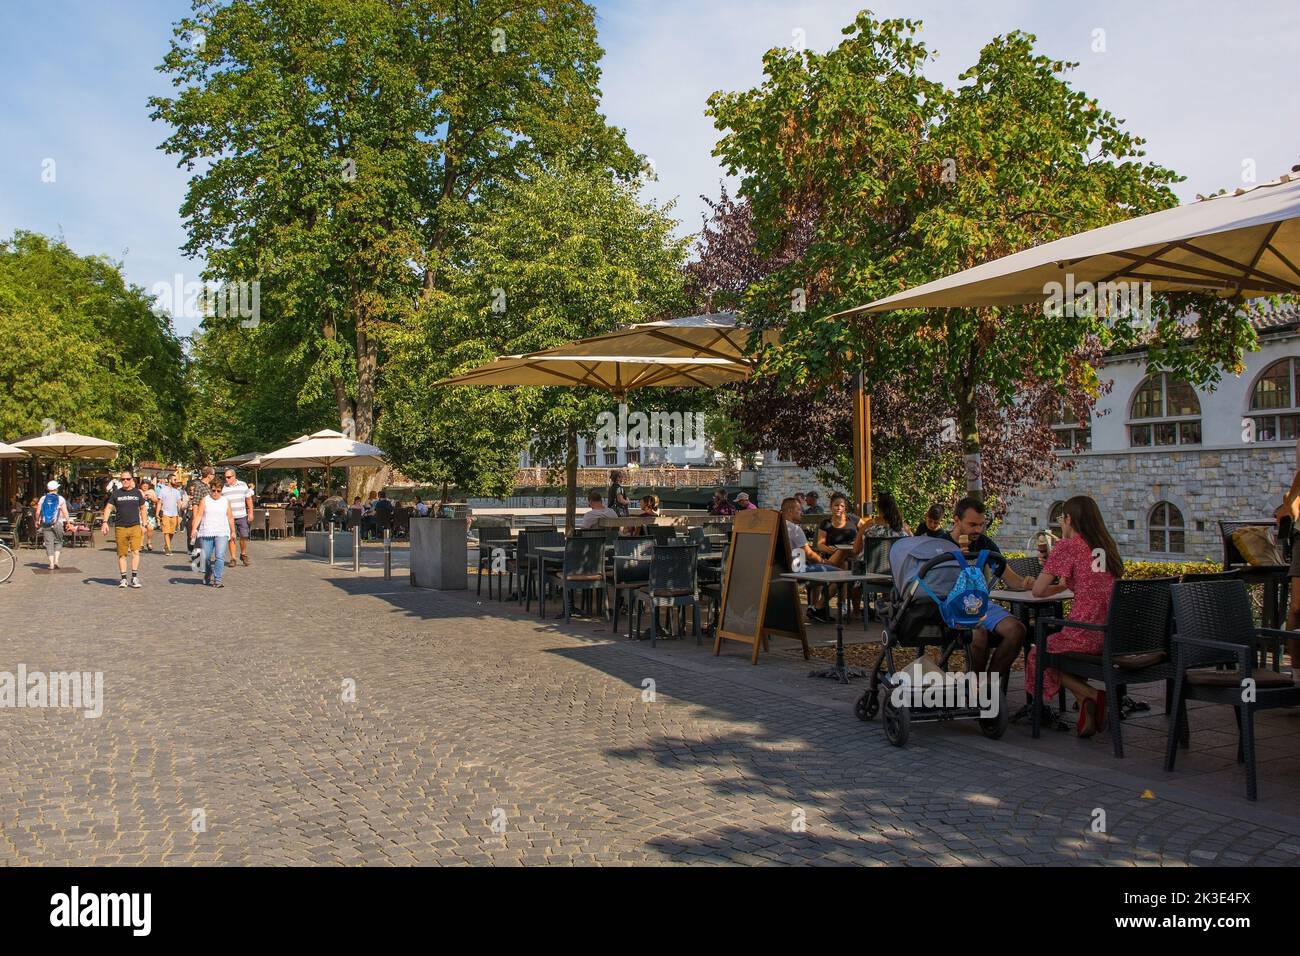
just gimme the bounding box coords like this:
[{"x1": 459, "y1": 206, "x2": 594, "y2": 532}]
[{"x1": 0, "y1": 538, "x2": 1296, "y2": 865}]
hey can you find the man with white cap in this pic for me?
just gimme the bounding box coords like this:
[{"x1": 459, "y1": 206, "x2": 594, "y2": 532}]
[
  {"x1": 733, "y1": 492, "x2": 757, "y2": 510},
  {"x1": 36, "y1": 480, "x2": 69, "y2": 571}
]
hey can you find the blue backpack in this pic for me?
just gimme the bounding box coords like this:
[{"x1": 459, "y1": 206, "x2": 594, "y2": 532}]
[
  {"x1": 40, "y1": 493, "x2": 61, "y2": 524},
  {"x1": 917, "y1": 549, "x2": 991, "y2": 628}
]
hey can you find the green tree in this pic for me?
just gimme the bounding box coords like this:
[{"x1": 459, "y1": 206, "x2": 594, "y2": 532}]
[
  {"x1": 0, "y1": 232, "x2": 186, "y2": 461},
  {"x1": 379, "y1": 162, "x2": 689, "y2": 499},
  {"x1": 708, "y1": 14, "x2": 1249, "y2": 495},
  {"x1": 185, "y1": 311, "x2": 337, "y2": 464},
  {"x1": 151, "y1": 0, "x2": 638, "y2": 470}
]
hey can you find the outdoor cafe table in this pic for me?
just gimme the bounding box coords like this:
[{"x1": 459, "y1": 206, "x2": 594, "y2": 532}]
[
  {"x1": 988, "y1": 587, "x2": 1074, "y2": 629},
  {"x1": 781, "y1": 570, "x2": 875, "y2": 684}
]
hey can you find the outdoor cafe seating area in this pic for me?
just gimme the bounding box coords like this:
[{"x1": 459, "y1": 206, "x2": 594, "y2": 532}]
[{"x1": 451, "y1": 505, "x2": 1300, "y2": 805}]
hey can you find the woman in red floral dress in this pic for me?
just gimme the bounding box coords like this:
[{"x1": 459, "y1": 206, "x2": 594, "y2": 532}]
[{"x1": 1024, "y1": 495, "x2": 1124, "y2": 738}]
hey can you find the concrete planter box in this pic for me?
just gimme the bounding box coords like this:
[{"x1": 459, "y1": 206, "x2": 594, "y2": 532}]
[
  {"x1": 409, "y1": 517, "x2": 468, "y2": 590},
  {"x1": 304, "y1": 529, "x2": 355, "y2": 559}
]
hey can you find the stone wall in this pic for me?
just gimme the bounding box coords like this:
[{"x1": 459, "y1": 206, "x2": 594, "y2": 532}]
[
  {"x1": 755, "y1": 460, "x2": 840, "y2": 510},
  {"x1": 997, "y1": 445, "x2": 1295, "y2": 562}
]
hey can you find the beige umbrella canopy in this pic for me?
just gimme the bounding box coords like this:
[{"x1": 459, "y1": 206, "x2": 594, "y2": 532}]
[
  {"x1": 0, "y1": 442, "x2": 30, "y2": 460},
  {"x1": 439, "y1": 313, "x2": 772, "y2": 399},
  {"x1": 837, "y1": 173, "x2": 1300, "y2": 315},
  {"x1": 216, "y1": 452, "x2": 262, "y2": 468},
  {"x1": 438, "y1": 313, "x2": 779, "y2": 531},
  {"x1": 13, "y1": 431, "x2": 119, "y2": 460},
  {"x1": 257, "y1": 436, "x2": 386, "y2": 470}
]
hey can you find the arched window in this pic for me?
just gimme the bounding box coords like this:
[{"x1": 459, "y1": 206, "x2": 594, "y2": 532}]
[
  {"x1": 1248, "y1": 358, "x2": 1300, "y2": 443},
  {"x1": 1048, "y1": 500, "x2": 1065, "y2": 538},
  {"x1": 1149, "y1": 501, "x2": 1185, "y2": 554},
  {"x1": 1129, "y1": 373, "x2": 1201, "y2": 447},
  {"x1": 1048, "y1": 401, "x2": 1091, "y2": 451}
]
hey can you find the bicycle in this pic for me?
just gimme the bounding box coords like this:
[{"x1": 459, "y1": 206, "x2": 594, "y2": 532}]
[{"x1": 0, "y1": 541, "x2": 14, "y2": 584}]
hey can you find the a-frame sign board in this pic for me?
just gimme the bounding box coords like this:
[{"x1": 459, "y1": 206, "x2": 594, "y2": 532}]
[{"x1": 714, "y1": 508, "x2": 810, "y2": 664}]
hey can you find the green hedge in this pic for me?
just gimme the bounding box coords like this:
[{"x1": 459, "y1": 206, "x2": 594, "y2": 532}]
[{"x1": 1004, "y1": 552, "x2": 1222, "y2": 580}]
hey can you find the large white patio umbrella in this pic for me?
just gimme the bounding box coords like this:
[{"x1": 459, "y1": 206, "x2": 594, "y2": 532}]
[
  {"x1": 257, "y1": 435, "x2": 387, "y2": 494},
  {"x1": 0, "y1": 442, "x2": 30, "y2": 460},
  {"x1": 836, "y1": 173, "x2": 1300, "y2": 315},
  {"x1": 13, "y1": 430, "x2": 120, "y2": 460}
]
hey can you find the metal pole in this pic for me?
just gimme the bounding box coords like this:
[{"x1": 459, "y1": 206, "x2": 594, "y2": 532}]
[
  {"x1": 383, "y1": 528, "x2": 392, "y2": 579},
  {"x1": 328, "y1": 520, "x2": 336, "y2": 565},
  {"x1": 352, "y1": 525, "x2": 361, "y2": 573}
]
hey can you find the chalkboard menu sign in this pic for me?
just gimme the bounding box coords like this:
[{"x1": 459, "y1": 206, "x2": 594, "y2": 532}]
[{"x1": 714, "y1": 509, "x2": 809, "y2": 664}]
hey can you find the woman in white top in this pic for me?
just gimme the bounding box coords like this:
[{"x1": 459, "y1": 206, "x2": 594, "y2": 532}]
[{"x1": 190, "y1": 481, "x2": 236, "y2": 587}]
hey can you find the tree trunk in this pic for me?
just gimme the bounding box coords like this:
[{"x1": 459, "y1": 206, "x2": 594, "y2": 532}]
[{"x1": 565, "y1": 421, "x2": 578, "y2": 535}]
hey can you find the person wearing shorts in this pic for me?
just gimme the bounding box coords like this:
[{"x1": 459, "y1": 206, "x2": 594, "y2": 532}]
[
  {"x1": 222, "y1": 468, "x2": 254, "y2": 566},
  {"x1": 101, "y1": 469, "x2": 146, "y2": 589},
  {"x1": 37, "y1": 480, "x2": 69, "y2": 571},
  {"x1": 947, "y1": 497, "x2": 1031, "y2": 687},
  {"x1": 156, "y1": 475, "x2": 188, "y2": 555}
]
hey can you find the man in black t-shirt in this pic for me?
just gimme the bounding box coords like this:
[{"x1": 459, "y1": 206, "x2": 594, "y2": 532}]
[
  {"x1": 100, "y1": 469, "x2": 145, "y2": 588},
  {"x1": 948, "y1": 497, "x2": 1035, "y2": 685}
]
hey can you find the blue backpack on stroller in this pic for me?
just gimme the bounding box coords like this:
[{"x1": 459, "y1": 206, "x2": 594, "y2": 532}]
[{"x1": 915, "y1": 548, "x2": 992, "y2": 628}]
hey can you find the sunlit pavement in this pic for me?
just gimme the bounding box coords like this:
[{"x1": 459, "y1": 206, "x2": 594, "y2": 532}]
[{"x1": 1, "y1": 536, "x2": 1298, "y2": 866}]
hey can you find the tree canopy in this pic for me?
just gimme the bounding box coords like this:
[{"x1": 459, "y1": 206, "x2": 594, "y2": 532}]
[
  {"x1": 0, "y1": 231, "x2": 187, "y2": 461},
  {"x1": 705, "y1": 13, "x2": 1253, "y2": 498}
]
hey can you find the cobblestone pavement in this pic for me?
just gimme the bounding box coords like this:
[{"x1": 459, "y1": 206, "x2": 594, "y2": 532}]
[{"x1": 1, "y1": 538, "x2": 1297, "y2": 866}]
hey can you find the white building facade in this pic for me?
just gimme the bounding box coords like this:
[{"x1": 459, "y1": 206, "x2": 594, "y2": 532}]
[{"x1": 998, "y1": 316, "x2": 1300, "y2": 562}]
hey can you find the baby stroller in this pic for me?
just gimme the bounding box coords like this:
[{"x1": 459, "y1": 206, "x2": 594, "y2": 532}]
[{"x1": 854, "y1": 535, "x2": 1009, "y2": 746}]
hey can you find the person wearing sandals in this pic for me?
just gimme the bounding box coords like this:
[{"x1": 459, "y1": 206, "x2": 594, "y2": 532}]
[{"x1": 1023, "y1": 495, "x2": 1123, "y2": 738}]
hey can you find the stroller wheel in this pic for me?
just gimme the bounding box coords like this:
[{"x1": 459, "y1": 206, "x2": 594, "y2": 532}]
[
  {"x1": 855, "y1": 690, "x2": 878, "y2": 722},
  {"x1": 979, "y1": 700, "x2": 1009, "y2": 740},
  {"x1": 882, "y1": 697, "x2": 910, "y2": 747}
]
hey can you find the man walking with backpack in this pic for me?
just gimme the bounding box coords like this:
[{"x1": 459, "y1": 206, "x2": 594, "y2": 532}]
[{"x1": 37, "y1": 480, "x2": 69, "y2": 571}]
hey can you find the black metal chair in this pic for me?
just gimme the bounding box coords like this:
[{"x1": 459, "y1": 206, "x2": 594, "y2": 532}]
[
  {"x1": 1166, "y1": 579, "x2": 1300, "y2": 801},
  {"x1": 544, "y1": 535, "x2": 606, "y2": 621},
  {"x1": 476, "y1": 525, "x2": 514, "y2": 600},
  {"x1": 1032, "y1": 577, "x2": 1178, "y2": 757},
  {"x1": 608, "y1": 537, "x2": 653, "y2": 637},
  {"x1": 633, "y1": 543, "x2": 700, "y2": 646},
  {"x1": 649, "y1": 525, "x2": 675, "y2": 546},
  {"x1": 517, "y1": 529, "x2": 562, "y2": 609},
  {"x1": 1219, "y1": 519, "x2": 1289, "y2": 628}
]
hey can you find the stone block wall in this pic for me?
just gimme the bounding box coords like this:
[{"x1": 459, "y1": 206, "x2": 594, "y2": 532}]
[
  {"x1": 997, "y1": 446, "x2": 1295, "y2": 562},
  {"x1": 755, "y1": 461, "x2": 840, "y2": 511}
]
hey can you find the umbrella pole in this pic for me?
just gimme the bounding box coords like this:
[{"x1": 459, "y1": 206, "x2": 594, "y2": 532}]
[
  {"x1": 852, "y1": 372, "x2": 873, "y2": 514},
  {"x1": 565, "y1": 421, "x2": 578, "y2": 535}
]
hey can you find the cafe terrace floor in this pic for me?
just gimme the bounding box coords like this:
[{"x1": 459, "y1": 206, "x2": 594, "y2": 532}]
[{"x1": 1, "y1": 537, "x2": 1298, "y2": 865}]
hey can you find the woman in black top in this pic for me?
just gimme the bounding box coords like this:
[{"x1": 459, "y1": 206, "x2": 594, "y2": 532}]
[
  {"x1": 816, "y1": 492, "x2": 859, "y2": 568},
  {"x1": 607, "y1": 470, "x2": 630, "y2": 518}
]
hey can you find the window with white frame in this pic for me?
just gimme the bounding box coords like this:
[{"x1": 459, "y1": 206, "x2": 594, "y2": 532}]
[
  {"x1": 1248, "y1": 357, "x2": 1300, "y2": 443},
  {"x1": 1129, "y1": 373, "x2": 1201, "y2": 447},
  {"x1": 1047, "y1": 400, "x2": 1091, "y2": 451}
]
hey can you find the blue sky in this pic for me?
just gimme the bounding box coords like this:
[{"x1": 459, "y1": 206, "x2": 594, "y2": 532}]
[{"x1": 2, "y1": 0, "x2": 1297, "y2": 337}]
